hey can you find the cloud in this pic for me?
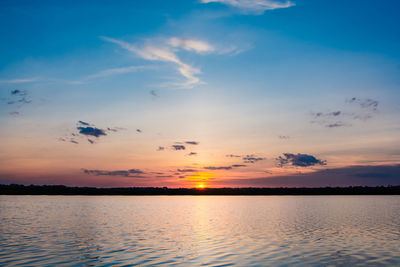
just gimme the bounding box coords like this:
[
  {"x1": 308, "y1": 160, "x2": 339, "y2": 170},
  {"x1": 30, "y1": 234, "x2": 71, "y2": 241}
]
[
  {"x1": 185, "y1": 141, "x2": 199, "y2": 145},
  {"x1": 9, "y1": 111, "x2": 20, "y2": 116},
  {"x1": 157, "y1": 146, "x2": 165, "y2": 151},
  {"x1": 77, "y1": 126, "x2": 107, "y2": 138},
  {"x1": 226, "y1": 154, "x2": 241, "y2": 158},
  {"x1": 201, "y1": 0, "x2": 295, "y2": 14},
  {"x1": 0, "y1": 78, "x2": 38, "y2": 84},
  {"x1": 204, "y1": 164, "x2": 247, "y2": 170},
  {"x1": 326, "y1": 122, "x2": 347, "y2": 128},
  {"x1": 348, "y1": 97, "x2": 379, "y2": 111},
  {"x1": 204, "y1": 166, "x2": 233, "y2": 170},
  {"x1": 243, "y1": 155, "x2": 266, "y2": 163},
  {"x1": 150, "y1": 90, "x2": 158, "y2": 97},
  {"x1": 72, "y1": 66, "x2": 147, "y2": 84},
  {"x1": 277, "y1": 153, "x2": 326, "y2": 167},
  {"x1": 231, "y1": 164, "x2": 247, "y2": 168},
  {"x1": 279, "y1": 135, "x2": 290, "y2": 139},
  {"x1": 78, "y1": 120, "x2": 90, "y2": 126},
  {"x1": 70, "y1": 139, "x2": 79, "y2": 144},
  {"x1": 312, "y1": 111, "x2": 342, "y2": 118},
  {"x1": 217, "y1": 165, "x2": 400, "y2": 187},
  {"x1": 60, "y1": 121, "x2": 123, "y2": 145},
  {"x1": 177, "y1": 169, "x2": 197, "y2": 173},
  {"x1": 59, "y1": 137, "x2": 79, "y2": 144},
  {"x1": 311, "y1": 97, "x2": 380, "y2": 127},
  {"x1": 82, "y1": 168, "x2": 144, "y2": 177},
  {"x1": 5, "y1": 89, "x2": 31, "y2": 105},
  {"x1": 102, "y1": 36, "x2": 203, "y2": 88},
  {"x1": 171, "y1": 145, "x2": 186, "y2": 150},
  {"x1": 188, "y1": 152, "x2": 198, "y2": 156},
  {"x1": 168, "y1": 37, "x2": 214, "y2": 53},
  {"x1": 136, "y1": 129, "x2": 142, "y2": 133}
]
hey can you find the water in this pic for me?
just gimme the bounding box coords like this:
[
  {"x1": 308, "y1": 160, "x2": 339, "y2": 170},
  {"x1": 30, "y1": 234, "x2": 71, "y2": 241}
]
[{"x1": 1, "y1": 196, "x2": 399, "y2": 266}]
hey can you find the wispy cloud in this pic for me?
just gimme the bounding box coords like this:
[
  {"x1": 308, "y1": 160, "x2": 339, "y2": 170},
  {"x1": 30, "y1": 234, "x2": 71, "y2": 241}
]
[
  {"x1": 243, "y1": 154, "x2": 266, "y2": 163},
  {"x1": 311, "y1": 97, "x2": 379, "y2": 128},
  {"x1": 102, "y1": 36, "x2": 204, "y2": 88},
  {"x1": 3, "y1": 90, "x2": 32, "y2": 116},
  {"x1": 0, "y1": 78, "x2": 38, "y2": 84},
  {"x1": 201, "y1": 0, "x2": 295, "y2": 14},
  {"x1": 185, "y1": 141, "x2": 199, "y2": 145},
  {"x1": 73, "y1": 66, "x2": 147, "y2": 84},
  {"x1": 168, "y1": 37, "x2": 214, "y2": 54},
  {"x1": 204, "y1": 164, "x2": 247, "y2": 170}
]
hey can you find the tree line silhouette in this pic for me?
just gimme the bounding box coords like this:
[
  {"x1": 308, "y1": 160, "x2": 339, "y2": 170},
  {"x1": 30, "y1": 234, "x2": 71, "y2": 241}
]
[{"x1": 1, "y1": 184, "x2": 400, "y2": 195}]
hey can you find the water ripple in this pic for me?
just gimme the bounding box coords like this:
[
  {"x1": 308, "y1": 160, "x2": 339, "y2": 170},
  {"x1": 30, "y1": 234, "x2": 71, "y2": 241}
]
[{"x1": 1, "y1": 195, "x2": 400, "y2": 266}]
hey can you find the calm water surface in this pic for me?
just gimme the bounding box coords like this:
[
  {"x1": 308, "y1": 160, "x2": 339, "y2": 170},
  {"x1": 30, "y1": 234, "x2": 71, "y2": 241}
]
[{"x1": 0, "y1": 195, "x2": 399, "y2": 266}]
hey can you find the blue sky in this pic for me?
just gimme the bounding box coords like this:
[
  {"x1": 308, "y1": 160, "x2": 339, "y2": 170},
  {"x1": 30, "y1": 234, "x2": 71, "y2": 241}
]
[{"x1": 0, "y1": 0, "x2": 400, "y2": 187}]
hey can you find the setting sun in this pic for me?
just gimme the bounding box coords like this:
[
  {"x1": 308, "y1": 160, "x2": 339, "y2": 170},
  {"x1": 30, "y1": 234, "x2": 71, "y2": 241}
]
[{"x1": 197, "y1": 184, "x2": 206, "y2": 189}]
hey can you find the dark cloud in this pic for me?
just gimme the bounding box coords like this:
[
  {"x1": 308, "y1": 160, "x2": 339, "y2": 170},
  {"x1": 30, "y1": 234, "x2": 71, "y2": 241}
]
[
  {"x1": 4, "y1": 89, "x2": 31, "y2": 108},
  {"x1": 106, "y1": 127, "x2": 126, "y2": 132},
  {"x1": 204, "y1": 166, "x2": 232, "y2": 170},
  {"x1": 157, "y1": 146, "x2": 165, "y2": 151},
  {"x1": 312, "y1": 111, "x2": 342, "y2": 118},
  {"x1": 243, "y1": 155, "x2": 266, "y2": 164},
  {"x1": 177, "y1": 169, "x2": 197, "y2": 173},
  {"x1": 215, "y1": 165, "x2": 400, "y2": 187},
  {"x1": 326, "y1": 122, "x2": 347, "y2": 128},
  {"x1": 231, "y1": 164, "x2": 247, "y2": 168},
  {"x1": 171, "y1": 145, "x2": 186, "y2": 150},
  {"x1": 78, "y1": 120, "x2": 90, "y2": 126},
  {"x1": 185, "y1": 141, "x2": 199, "y2": 145},
  {"x1": 11, "y1": 89, "x2": 23, "y2": 95},
  {"x1": 312, "y1": 97, "x2": 379, "y2": 128},
  {"x1": 204, "y1": 164, "x2": 247, "y2": 170},
  {"x1": 136, "y1": 129, "x2": 142, "y2": 133},
  {"x1": 82, "y1": 168, "x2": 144, "y2": 177},
  {"x1": 311, "y1": 110, "x2": 343, "y2": 118},
  {"x1": 150, "y1": 90, "x2": 158, "y2": 97},
  {"x1": 187, "y1": 152, "x2": 197, "y2": 156},
  {"x1": 348, "y1": 97, "x2": 379, "y2": 111},
  {"x1": 277, "y1": 153, "x2": 326, "y2": 167},
  {"x1": 226, "y1": 154, "x2": 241, "y2": 158},
  {"x1": 60, "y1": 121, "x2": 123, "y2": 145},
  {"x1": 9, "y1": 111, "x2": 20, "y2": 116},
  {"x1": 59, "y1": 137, "x2": 79, "y2": 144},
  {"x1": 77, "y1": 126, "x2": 107, "y2": 137}
]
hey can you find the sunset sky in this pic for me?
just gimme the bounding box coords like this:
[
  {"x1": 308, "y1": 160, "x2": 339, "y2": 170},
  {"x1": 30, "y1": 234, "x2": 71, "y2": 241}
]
[{"x1": 1, "y1": 0, "x2": 400, "y2": 187}]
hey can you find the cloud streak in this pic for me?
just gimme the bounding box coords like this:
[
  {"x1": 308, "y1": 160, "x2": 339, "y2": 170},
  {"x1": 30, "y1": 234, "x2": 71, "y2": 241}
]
[
  {"x1": 243, "y1": 155, "x2": 266, "y2": 163},
  {"x1": 102, "y1": 36, "x2": 208, "y2": 88},
  {"x1": 201, "y1": 0, "x2": 295, "y2": 14},
  {"x1": 82, "y1": 168, "x2": 144, "y2": 177}
]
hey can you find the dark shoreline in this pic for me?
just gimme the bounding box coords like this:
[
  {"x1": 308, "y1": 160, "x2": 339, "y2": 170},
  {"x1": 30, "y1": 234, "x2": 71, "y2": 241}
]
[{"x1": 1, "y1": 184, "x2": 400, "y2": 195}]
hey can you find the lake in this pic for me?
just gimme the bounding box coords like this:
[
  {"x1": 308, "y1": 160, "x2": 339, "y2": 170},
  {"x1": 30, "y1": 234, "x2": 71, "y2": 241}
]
[{"x1": 1, "y1": 195, "x2": 399, "y2": 266}]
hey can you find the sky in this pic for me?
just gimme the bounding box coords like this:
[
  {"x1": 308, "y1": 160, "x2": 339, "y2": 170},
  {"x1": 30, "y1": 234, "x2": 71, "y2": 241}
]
[{"x1": 1, "y1": 0, "x2": 400, "y2": 188}]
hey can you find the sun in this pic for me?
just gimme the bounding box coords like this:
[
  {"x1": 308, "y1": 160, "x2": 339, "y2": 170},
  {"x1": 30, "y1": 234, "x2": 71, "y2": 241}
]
[{"x1": 197, "y1": 184, "x2": 206, "y2": 189}]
